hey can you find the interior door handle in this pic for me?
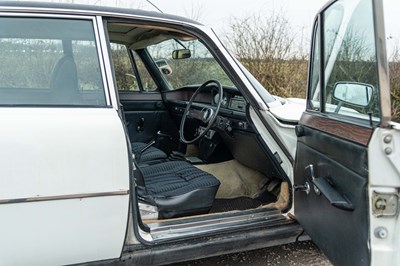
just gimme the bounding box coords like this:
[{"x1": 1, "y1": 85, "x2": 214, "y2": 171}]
[
  {"x1": 312, "y1": 177, "x2": 354, "y2": 211},
  {"x1": 137, "y1": 118, "x2": 144, "y2": 132}
]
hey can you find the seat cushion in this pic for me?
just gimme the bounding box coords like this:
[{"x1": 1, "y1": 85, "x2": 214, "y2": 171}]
[
  {"x1": 140, "y1": 161, "x2": 220, "y2": 219},
  {"x1": 131, "y1": 142, "x2": 168, "y2": 162}
]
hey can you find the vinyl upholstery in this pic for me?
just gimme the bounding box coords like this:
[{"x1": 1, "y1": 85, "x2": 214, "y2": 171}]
[
  {"x1": 138, "y1": 161, "x2": 220, "y2": 219},
  {"x1": 131, "y1": 142, "x2": 168, "y2": 162}
]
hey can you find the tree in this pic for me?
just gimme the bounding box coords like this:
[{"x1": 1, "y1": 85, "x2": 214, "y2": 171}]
[{"x1": 223, "y1": 11, "x2": 308, "y2": 98}]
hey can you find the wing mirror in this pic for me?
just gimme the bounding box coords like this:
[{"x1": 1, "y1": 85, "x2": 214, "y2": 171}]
[
  {"x1": 172, "y1": 49, "x2": 191, "y2": 59},
  {"x1": 333, "y1": 82, "x2": 375, "y2": 107}
]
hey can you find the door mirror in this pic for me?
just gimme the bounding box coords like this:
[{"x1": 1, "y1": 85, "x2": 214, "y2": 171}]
[
  {"x1": 172, "y1": 49, "x2": 191, "y2": 59},
  {"x1": 333, "y1": 82, "x2": 375, "y2": 107}
]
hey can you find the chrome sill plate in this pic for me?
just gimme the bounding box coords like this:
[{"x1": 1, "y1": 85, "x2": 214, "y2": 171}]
[{"x1": 146, "y1": 209, "x2": 290, "y2": 241}]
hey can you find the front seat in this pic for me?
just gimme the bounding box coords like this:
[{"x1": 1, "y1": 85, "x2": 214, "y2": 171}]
[
  {"x1": 131, "y1": 142, "x2": 168, "y2": 163},
  {"x1": 136, "y1": 160, "x2": 220, "y2": 219},
  {"x1": 50, "y1": 41, "x2": 81, "y2": 104}
]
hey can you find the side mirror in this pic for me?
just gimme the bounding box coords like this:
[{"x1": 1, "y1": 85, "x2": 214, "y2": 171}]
[
  {"x1": 172, "y1": 49, "x2": 191, "y2": 59},
  {"x1": 155, "y1": 59, "x2": 172, "y2": 75},
  {"x1": 333, "y1": 82, "x2": 375, "y2": 107}
]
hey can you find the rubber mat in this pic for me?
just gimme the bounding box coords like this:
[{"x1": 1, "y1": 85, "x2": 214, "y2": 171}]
[{"x1": 210, "y1": 197, "x2": 264, "y2": 213}]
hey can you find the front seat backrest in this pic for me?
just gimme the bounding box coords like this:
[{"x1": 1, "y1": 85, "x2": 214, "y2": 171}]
[
  {"x1": 50, "y1": 55, "x2": 79, "y2": 103},
  {"x1": 50, "y1": 41, "x2": 80, "y2": 104}
]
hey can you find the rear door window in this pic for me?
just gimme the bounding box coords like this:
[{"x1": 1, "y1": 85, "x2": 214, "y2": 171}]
[{"x1": 0, "y1": 17, "x2": 106, "y2": 106}]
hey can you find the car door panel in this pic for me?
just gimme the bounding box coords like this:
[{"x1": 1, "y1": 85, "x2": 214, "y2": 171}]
[
  {"x1": 120, "y1": 93, "x2": 180, "y2": 153},
  {"x1": 295, "y1": 122, "x2": 369, "y2": 266},
  {"x1": 292, "y1": 0, "x2": 397, "y2": 264},
  {"x1": 0, "y1": 109, "x2": 130, "y2": 265}
]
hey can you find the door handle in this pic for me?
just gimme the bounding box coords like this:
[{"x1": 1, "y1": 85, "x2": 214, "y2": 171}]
[
  {"x1": 137, "y1": 118, "x2": 144, "y2": 132},
  {"x1": 312, "y1": 177, "x2": 354, "y2": 211},
  {"x1": 305, "y1": 164, "x2": 321, "y2": 195}
]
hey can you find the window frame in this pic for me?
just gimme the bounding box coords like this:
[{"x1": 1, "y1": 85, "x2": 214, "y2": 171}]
[
  {"x1": 0, "y1": 12, "x2": 112, "y2": 108},
  {"x1": 129, "y1": 48, "x2": 160, "y2": 92},
  {"x1": 0, "y1": 13, "x2": 112, "y2": 107},
  {"x1": 307, "y1": 0, "x2": 391, "y2": 128}
]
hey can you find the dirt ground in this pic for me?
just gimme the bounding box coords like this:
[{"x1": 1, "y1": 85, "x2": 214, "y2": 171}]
[{"x1": 171, "y1": 241, "x2": 332, "y2": 266}]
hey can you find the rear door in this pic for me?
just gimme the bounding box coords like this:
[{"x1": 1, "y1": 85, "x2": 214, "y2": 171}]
[
  {"x1": 0, "y1": 15, "x2": 129, "y2": 265},
  {"x1": 294, "y1": 0, "x2": 399, "y2": 265}
]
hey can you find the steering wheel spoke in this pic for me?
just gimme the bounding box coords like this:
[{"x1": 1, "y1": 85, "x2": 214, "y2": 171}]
[
  {"x1": 186, "y1": 108, "x2": 204, "y2": 120},
  {"x1": 180, "y1": 80, "x2": 223, "y2": 144}
]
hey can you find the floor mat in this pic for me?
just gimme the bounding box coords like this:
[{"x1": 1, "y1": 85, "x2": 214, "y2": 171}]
[
  {"x1": 210, "y1": 197, "x2": 265, "y2": 213},
  {"x1": 196, "y1": 160, "x2": 268, "y2": 199}
]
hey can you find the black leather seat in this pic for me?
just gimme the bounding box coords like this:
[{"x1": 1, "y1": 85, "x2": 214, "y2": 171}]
[
  {"x1": 136, "y1": 161, "x2": 220, "y2": 219},
  {"x1": 131, "y1": 142, "x2": 168, "y2": 163}
]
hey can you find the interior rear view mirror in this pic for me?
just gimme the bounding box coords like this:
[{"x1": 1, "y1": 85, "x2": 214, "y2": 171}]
[
  {"x1": 172, "y1": 49, "x2": 191, "y2": 59},
  {"x1": 333, "y1": 82, "x2": 375, "y2": 107}
]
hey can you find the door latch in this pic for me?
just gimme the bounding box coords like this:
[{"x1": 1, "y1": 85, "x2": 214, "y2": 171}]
[{"x1": 372, "y1": 191, "x2": 399, "y2": 217}]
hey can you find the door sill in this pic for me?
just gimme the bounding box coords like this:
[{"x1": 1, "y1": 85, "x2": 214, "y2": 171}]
[
  {"x1": 123, "y1": 209, "x2": 302, "y2": 265},
  {"x1": 144, "y1": 208, "x2": 292, "y2": 242}
]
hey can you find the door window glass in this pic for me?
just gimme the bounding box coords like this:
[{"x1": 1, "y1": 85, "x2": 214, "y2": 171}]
[
  {"x1": 110, "y1": 43, "x2": 157, "y2": 92},
  {"x1": 0, "y1": 17, "x2": 106, "y2": 106},
  {"x1": 110, "y1": 43, "x2": 139, "y2": 91},
  {"x1": 322, "y1": 0, "x2": 380, "y2": 122},
  {"x1": 131, "y1": 51, "x2": 158, "y2": 91}
]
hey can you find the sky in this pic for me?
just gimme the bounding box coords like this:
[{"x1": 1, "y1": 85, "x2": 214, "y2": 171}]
[
  {"x1": 37, "y1": 0, "x2": 329, "y2": 36},
  {"x1": 12, "y1": 0, "x2": 400, "y2": 56},
  {"x1": 102, "y1": 0, "x2": 328, "y2": 35},
  {"x1": 140, "y1": 0, "x2": 328, "y2": 35}
]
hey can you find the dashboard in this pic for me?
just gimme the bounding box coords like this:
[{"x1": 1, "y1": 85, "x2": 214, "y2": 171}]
[{"x1": 212, "y1": 90, "x2": 247, "y2": 112}]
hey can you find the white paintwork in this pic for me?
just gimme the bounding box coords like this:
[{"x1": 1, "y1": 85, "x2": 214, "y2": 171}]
[
  {"x1": 260, "y1": 110, "x2": 298, "y2": 161},
  {"x1": 0, "y1": 108, "x2": 130, "y2": 265},
  {"x1": 269, "y1": 97, "x2": 306, "y2": 123},
  {"x1": 0, "y1": 196, "x2": 129, "y2": 266},
  {"x1": 368, "y1": 126, "x2": 400, "y2": 266}
]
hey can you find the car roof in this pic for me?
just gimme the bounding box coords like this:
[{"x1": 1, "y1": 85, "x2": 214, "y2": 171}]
[{"x1": 0, "y1": 1, "x2": 202, "y2": 25}]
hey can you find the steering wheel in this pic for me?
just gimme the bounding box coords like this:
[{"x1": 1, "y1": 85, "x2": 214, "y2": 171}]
[{"x1": 180, "y1": 80, "x2": 223, "y2": 144}]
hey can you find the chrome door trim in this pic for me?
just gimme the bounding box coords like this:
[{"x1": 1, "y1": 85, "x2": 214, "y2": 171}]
[
  {"x1": 372, "y1": 0, "x2": 391, "y2": 127},
  {"x1": 96, "y1": 15, "x2": 119, "y2": 110},
  {"x1": 0, "y1": 190, "x2": 129, "y2": 204}
]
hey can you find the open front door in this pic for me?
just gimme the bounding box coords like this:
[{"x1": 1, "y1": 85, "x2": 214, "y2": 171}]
[{"x1": 294, "y1": 0, "x2": 397, "y2": 265}]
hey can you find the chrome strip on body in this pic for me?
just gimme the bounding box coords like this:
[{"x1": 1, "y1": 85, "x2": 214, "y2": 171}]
[{"x1": 0, "y1": 190, "x2": 129, "y2": 204}]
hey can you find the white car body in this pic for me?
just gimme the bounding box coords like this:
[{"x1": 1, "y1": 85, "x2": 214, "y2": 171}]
[{"x1": 0, "y1": 1, "x2": 398, "y2": 266}]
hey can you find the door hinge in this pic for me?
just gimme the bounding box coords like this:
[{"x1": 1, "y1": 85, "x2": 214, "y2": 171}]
[{"x1": 372, "y1": 191, "x2": 399, "y2": 217}]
